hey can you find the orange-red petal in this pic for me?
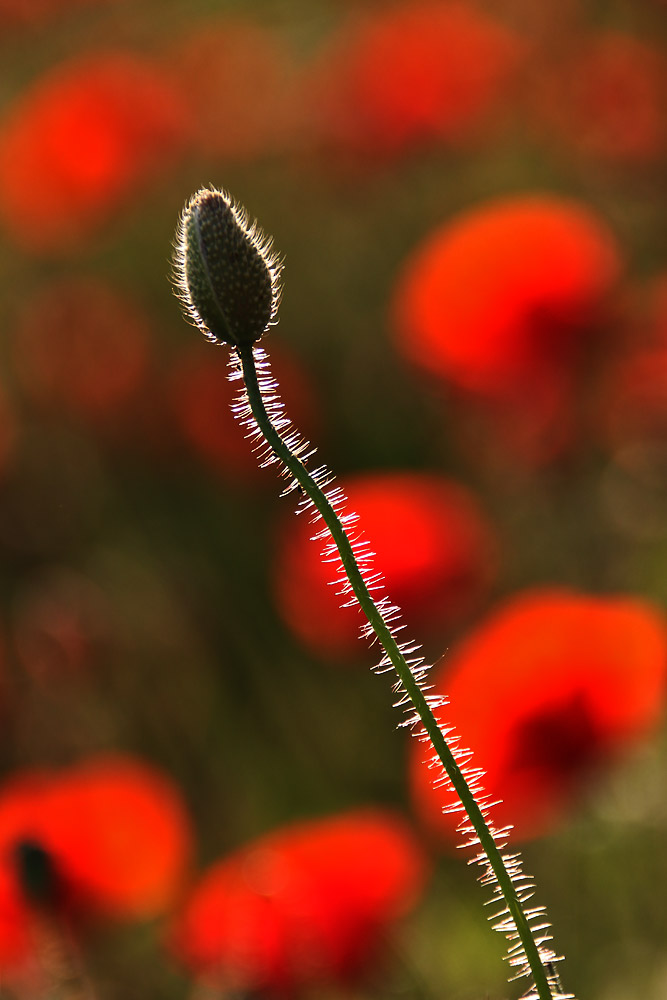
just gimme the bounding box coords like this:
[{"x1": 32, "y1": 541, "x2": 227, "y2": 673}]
[
  {"x1": 410, "y1": 590, "x2": 667, "y2": 842},
  {"x1": 0, "y1": 52, "x2": 188, "y2": 252},
  {"x1": 272, "y1": 471, "x2": 497, "y2": 660},
  {"x1": 393, "y1": 194, "x2": 622, "y2": 394},
  {"x1": 171, "y1": 810, "x2": 429, "y2": 994}
]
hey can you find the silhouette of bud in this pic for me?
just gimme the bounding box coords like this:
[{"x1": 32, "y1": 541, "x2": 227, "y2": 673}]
[
  {"x1": 173, "y1": 186, "x2": 282, "y2": 348},
  {"x1": 14, "y1": 839, "x2": 60, "y2": 907}
]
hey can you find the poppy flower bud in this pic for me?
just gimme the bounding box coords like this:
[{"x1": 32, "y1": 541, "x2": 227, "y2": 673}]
[
  {"x1": 14, "y1": 839, "x2": 59, "y2": 907},
  {"x1": 173, "y1": 186, "x2": 282, "y2": 348}
]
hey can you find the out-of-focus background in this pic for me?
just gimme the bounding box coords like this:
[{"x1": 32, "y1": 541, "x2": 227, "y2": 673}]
[{"x1": 0, "y1": 1, "x2": 665, "y2": 998}]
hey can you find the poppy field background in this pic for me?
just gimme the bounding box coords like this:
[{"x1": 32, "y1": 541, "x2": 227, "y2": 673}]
[{"x1": 0, "y1": 0, "x2": 666, "y2": 997}]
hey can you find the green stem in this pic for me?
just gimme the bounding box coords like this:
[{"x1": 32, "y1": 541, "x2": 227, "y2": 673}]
[{"x1": 238, "y1": 343, "x2": 555, "y2": 1000}]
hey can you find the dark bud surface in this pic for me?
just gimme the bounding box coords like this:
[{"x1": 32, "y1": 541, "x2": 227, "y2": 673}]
[
  {"x1": 14, "y1": 838, "x2": 60, "y2": 907},
  {"x1": 174, "y1": 187, "x2": 282, "y2": 348}
]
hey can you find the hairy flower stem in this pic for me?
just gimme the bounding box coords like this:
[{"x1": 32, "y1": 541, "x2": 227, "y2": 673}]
[{"x1": 237, "y1": 341, "x2": 555, "y2": 1000}]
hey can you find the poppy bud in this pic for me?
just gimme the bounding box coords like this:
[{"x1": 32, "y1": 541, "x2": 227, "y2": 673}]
[
  {"x1": 14, "y1": 839, "x2": 59, "y2": 908},
  {"x1": 173, "y1": 186, "x2": 282, "y2": 348}
]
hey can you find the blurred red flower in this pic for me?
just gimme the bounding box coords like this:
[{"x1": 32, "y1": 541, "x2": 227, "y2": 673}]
[
  {"x1": 531, "y1": 32, "x2": 666, "y2": 165},
  {"x1": 0, "y1": 754, "x2": 192, "y2": 972},
  {"x1": 410, "y1": 590, "x2": 667, "y2": 842},
  {"x1": 168, "y1": 344, "x2": 318, "y2": 485},
  {"x1": 393, "y1": 194, "x2": 623, "y2": 463},
  {"x1": 272, "y1": 471, "x2": 497, "y2": 660},
  {"x1": 168, "y1": 18, "x2": 298, "y2": 161},
  {"x1": 310, "y1": 1, "x2": 523, "y2": 158},
  {"x1": 0, "y1": 52, "x2": 188, "y2": 252},
  {"x1": 12, "y1": 277, "x2": 152, "y2": 423},
  {"x1": 170, "y1": 809, "x2": 429, "y2": 996}
]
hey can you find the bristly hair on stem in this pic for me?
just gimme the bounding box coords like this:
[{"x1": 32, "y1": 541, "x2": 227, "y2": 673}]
[{"x1": 172, "y1": 186, "x2": 575, "y2": 1000}]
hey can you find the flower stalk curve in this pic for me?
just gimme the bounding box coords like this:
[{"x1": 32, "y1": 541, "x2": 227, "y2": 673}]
[{"x1": 173, "y1": 185, "x2": 575, "y2": 1000}]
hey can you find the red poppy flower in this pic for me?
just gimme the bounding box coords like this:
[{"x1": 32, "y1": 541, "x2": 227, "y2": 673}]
[
  {"x1": 272, "y1": 471, "x2": 497, "y2": 660},
  {"x1": 310, "y1": 1, "x2": 522, "y2": 158},
  {"x1": 393, "y1": 195, "x2": 623, "y2": 463},
  {"x1": 0, "y1": 52, "x2": 188, "y2": 252},
  {"x1": 409, "y1": 590, "x2": 667, "y2": 842},
  {"x1": 531, "y1": 32, "x2": 666, "y2": 165},
  {"x1": 0, "y1": 776, "x2": 43, "y2": 969},
  {"x1": 168, "y1": 344, "x2": 318, "y2": 485},
  {"x1": 394, "y1": 195, "x2": 622, "y2": 392},
  {"x1": 12, "y1": 277, "x2": 152, "y2": 422},
  {"x1": 169, "y1": 19, "x2": 297, "y2": 161},
  {"x1": 0, "y1": 754, "x2": 192, "y2": 973},
  {"x1": 170, "y1": 810, "x2": 429, "y2": 996}
]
